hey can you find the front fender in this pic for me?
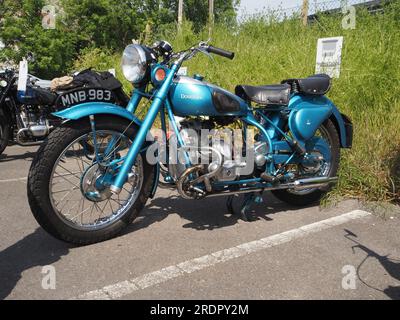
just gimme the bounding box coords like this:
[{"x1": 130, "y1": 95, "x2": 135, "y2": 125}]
[{"x1": 52, "y1": 102, "x2": 142, "y2": 126}]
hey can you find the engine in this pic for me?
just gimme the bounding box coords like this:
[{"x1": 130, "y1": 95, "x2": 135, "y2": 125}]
[
  {"x1": 16, "y1": 105, "x2": 53, "y2": 144},
  {"x1": 168, "y1": 118, "x2": 265, "y2": 184}
]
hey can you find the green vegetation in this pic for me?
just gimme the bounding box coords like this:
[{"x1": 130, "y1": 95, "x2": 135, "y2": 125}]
[
  {"x1": 0, "y1": 0, "x2": 238, "y2": 77},
  {"x1": 75, "y1": 2, "x2": 400, "y2": 203}
]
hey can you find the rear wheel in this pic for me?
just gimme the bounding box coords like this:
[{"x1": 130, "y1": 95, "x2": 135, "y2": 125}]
[
  {"x1": 271, "y1": 119, "x2": 340, "y2": 206},
  {"x1": 0, "y1": 115, "x2": 10, "y2": 156},
  {"x1": 27, "y1": 115, "x2": 155, "y2": 245}
]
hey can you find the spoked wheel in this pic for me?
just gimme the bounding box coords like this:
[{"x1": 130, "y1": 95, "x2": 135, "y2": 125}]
[
  {"x1": 27, "y1": 116, "x2": 154, "y2": 245},
  {"x1": 0, "y1": 116, "x2": 10, "y2": 156},
  {"x1": 271, "y1": 119, "x2": 340, "y2": 206}
]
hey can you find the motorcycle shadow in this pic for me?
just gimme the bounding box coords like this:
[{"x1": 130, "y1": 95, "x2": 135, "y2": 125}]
[
  {"x1": 127, "y1": 191, "x2": 311, "y2": 233},
  {"x1": 0, "y1": 150, "x2": 36, "y2": 163},
  {"x1": 344, "y1": 229, "x2": 400, "y2": 300},
  {"x1": 0, "y1": 228, "x2": 71, "y2": 300}
]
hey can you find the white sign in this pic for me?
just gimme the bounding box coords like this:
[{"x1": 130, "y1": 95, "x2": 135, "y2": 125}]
[
  {"x1": 177, "y1": 67, "x2": 188, "y2": 76},
  {"x1": 316, "y1": 37, "x2": 343, "y2": 78},
  {"x1": 17, "y1": 59, "x2": 28, "y2": 92}
]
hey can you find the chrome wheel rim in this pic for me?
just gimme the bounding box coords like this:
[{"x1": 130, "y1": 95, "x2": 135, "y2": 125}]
[{"x1": 48, "y1": 130, "x2": 143, "y2": 231}]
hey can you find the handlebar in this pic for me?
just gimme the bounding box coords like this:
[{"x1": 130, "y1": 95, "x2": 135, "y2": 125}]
[
  {"x1": 205, "y1": 45, "x2": 235, "y2": 60},
  {"x1": 154, "y1": 40, "x2": 235, "y2": 66}
]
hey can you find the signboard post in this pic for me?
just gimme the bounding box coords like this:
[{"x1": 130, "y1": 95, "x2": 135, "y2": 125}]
[{"x1": 316, "y1": 37, "x2": 344, "y2": 78}]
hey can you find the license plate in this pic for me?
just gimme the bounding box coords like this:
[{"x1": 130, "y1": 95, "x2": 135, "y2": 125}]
[{"x1": 56, "y1": 87, "x2": 115, "y2": 109}]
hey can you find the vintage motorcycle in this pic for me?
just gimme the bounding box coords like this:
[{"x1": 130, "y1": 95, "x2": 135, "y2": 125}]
[
  {"x1": 27, "y1": 40, "x2": 353, "y2": 245},
  {"x1": 0, "y1": 60, "x2": 55, "y2": 155},
  {"x1": 0, "y1": 60, "x2": 129, "y2": 156}
]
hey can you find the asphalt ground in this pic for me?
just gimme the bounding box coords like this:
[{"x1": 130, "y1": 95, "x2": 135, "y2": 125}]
[{"x1": 0, "y1": 145, "x2": 399, "y2": 300}]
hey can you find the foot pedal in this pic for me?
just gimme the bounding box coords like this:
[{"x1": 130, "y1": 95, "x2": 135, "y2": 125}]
[{"x1": 260, "y1": 172, "x2": 278, "y2": 183}]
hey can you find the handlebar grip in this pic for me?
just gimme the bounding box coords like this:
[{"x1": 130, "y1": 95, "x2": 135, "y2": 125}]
[{"x1": 206, "y1": 45, "x2": 235, "y2": 60}]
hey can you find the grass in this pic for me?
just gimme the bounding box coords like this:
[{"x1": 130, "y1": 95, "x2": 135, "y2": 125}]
[{"x1": 73, "y1": 1, "x2": 400, "y2": 203}]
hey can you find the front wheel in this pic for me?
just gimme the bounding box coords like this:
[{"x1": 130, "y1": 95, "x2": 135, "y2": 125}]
[
  {"x1": 271, "y1": 119, "x2": 340, "y2": 206},
  {"x1": 27, "y1": 115, "x2": 155, "y2": 245},
  {"x1": 0, "y1": 115, "x2": 10, "y2": 156}
]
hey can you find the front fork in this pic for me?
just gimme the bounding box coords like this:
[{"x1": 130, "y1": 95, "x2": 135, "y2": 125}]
[{"x1": 109, "y1": 63, "x2": 180, "y2": 194}]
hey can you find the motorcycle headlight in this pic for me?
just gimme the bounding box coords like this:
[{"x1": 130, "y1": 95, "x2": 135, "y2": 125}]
[{"x1": 121, "y1": 44, "x2": 148, "y2": 84}]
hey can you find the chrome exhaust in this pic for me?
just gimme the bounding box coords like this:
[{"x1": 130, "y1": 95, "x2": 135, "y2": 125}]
[
  {"x1": 292, "y1": 176, "x2": 338, "y2": 191},
  {"x1": 206, "y1": 176, "x2": 338, "y2": 198},
  {"x1": 16, "y1": 124, "x2": 53, "y2": 146},
  {"x1": 16, "y1": 128, "x2": 43, "y2": 146},
  {"x1": 176, "y1": 146, "x2": 224, "y2": 199}
]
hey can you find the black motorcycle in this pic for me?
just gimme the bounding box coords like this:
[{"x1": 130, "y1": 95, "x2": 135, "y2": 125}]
[{"x1": 0, "y1": 64, "x2": 129, "y2": 156}]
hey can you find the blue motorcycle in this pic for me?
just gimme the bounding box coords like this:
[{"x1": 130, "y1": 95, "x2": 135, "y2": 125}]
[{"x1": 27, "y1": 40, "x2": 353, "y2": 245}]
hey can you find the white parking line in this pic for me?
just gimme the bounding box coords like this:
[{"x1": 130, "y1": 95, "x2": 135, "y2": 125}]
[
  {"x1": 72, "y1": 209, "x2": 371, "y2": 300},
  {"x1": 0, "y1": 177, "x2": 27, "y2": 183}
]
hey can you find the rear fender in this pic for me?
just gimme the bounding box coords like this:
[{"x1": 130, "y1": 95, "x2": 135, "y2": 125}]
[
  {"x1": 329, "y1": 107, "x2": 353, "y2": 148},
  {"x1": 288, "y1": 95, "x2": 352, "y2": 148},
  {"x1": 288, "y1": 95, "x2": 333, "y2": 142}
]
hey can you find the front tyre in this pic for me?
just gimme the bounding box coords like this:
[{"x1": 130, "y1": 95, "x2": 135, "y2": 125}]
[
  {"x1": 27, "y1": 115, "x2": 155, "y2": 245},
  {"x1": 271, "y1": 119, "x2": 340, "y2": 206}
]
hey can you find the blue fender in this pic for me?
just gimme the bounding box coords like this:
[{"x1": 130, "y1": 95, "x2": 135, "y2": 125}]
[
  {"x1": 53, "y1": 102, "x2": 142, "y2": 126},
  {"x1": 288, "y1": 95, "x2": 352, "y2": 148},
  {"x1": 329, "y1": 105, "x2": 353, "y2": 148},
  {"x1": 53, "y1": 102, "x2": 160, "y2": 197}
]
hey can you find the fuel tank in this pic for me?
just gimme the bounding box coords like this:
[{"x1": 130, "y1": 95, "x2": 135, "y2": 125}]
[{"x1": 168, "y1": 76, "x2": 248, "y2": 117}]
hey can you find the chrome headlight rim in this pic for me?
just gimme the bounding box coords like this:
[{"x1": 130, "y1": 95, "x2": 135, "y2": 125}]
[
  {"x1": 121, "y1": 44, "x2": 149, "y2": 84},
  {"x1": 0, "y1": 79, "x2": 7, "y2": 88}
]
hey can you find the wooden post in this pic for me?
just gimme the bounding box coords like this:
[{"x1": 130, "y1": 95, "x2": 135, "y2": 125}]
[
  {"x1": 301, "y1": 0, "x2": 309, "y2": 26},
  {"x1": 178, "y1": 0, "x2": 183, "y2": 30},
  {"x1": 144, "y1": 22, "x2": 151, "y2": 44},
  {"x1": 208, "y1": 0, "x2": 214, "y2": 38}
]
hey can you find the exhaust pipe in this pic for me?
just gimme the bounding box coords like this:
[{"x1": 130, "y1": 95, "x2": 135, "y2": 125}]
[
  {"x1": 207, "y1": 176, "x2": 338, "y2": 198},
  {"x1": 16, "y1": 128, "x2": 43, "y2": 146},
  {"x1": 292, "y1": 176, "x2": 338, "y2": 191}
]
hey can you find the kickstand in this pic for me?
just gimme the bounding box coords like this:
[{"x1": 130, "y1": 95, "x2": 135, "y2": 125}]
[
  {"x1": 226, "y1": 192, "x2": 263, "y2": 222},
  {"x1": 226, "y1": 195, "x2": 235, "y2": 215}
]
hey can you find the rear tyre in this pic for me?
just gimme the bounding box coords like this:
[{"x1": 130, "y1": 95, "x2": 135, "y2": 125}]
[
  {"x1": 0, "y1": 116, "x2": 10, "y2": 156},
  {"x1": 27, "y1": 115, "x2": 155, "y2": 245},
  {"x1": 271, "y1": 119, "x2": 340, "y2": 207}
]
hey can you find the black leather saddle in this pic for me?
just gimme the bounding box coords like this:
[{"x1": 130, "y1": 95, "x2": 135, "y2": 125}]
[
  {"x1": 235, "y1": 83, "x2": 291, "y2": 106},
  {"x1": 282, "y1": 74, "x2": 331, "y2": 95}
]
